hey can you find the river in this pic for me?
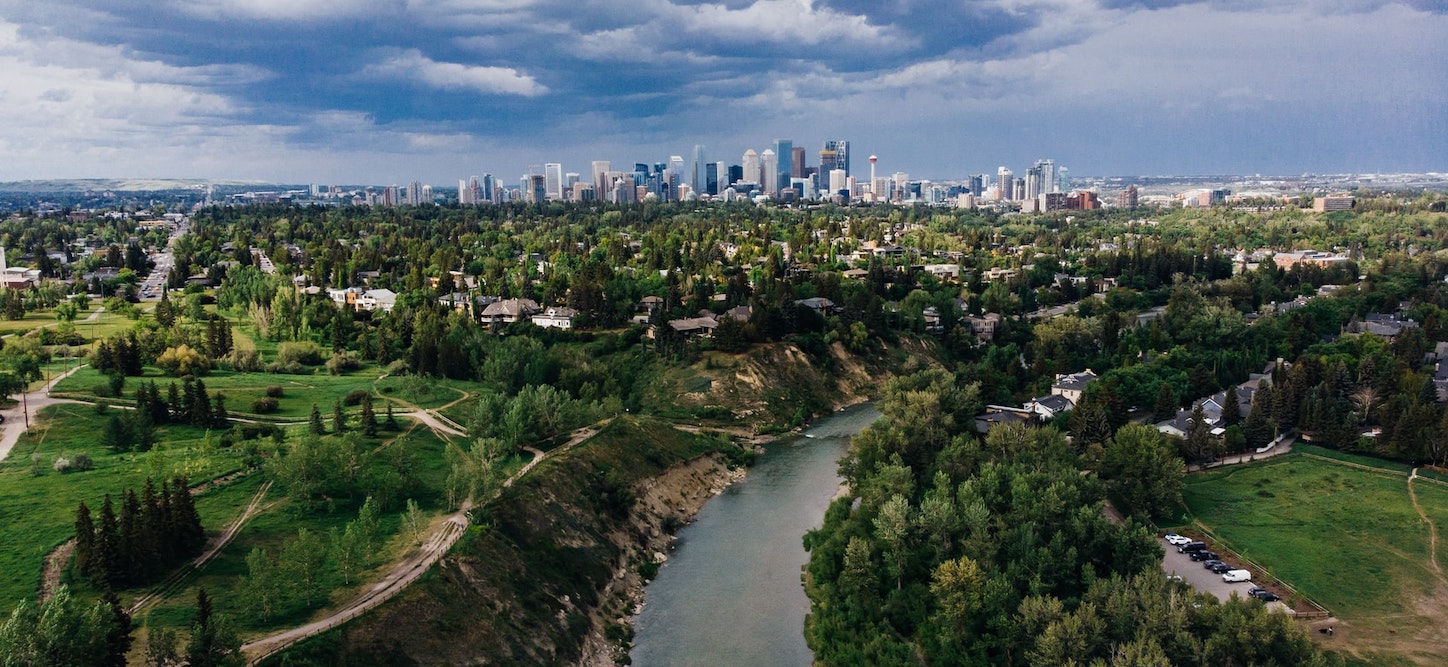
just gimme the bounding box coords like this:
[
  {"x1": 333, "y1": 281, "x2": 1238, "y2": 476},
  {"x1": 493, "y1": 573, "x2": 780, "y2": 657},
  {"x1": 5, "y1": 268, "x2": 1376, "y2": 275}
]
[{"x1": 630, "y1": 402, "x2": 881, "y2": 667}]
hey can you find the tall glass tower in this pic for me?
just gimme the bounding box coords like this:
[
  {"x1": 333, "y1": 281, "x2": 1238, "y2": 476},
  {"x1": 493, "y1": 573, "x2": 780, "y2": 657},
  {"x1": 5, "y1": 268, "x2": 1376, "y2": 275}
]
[{"x1": 772, "y1": 139, "x2": 792, "y2": 197}]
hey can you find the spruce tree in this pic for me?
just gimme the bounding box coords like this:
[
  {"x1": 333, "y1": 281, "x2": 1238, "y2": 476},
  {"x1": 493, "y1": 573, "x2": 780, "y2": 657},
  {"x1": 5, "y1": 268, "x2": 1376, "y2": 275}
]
[
  {"x1": 119, "y1": 490, "x2": 143, "y2": 583},
  {"x1": 191, "y1": 378, "x2": 212, "y2": 427},
  {"x1": 332, "y1": 400, "x2": 346, "y2": 434},
  {"x1": 94, "y1": 495, "x2": 121, "y2": 588},
  {"x1": 172, "y1": 476, "x2": 205, "y2": 555},
  {"x1": 1152, "y1": 382, "x2": 1177, "y2": 420},
  {"x1": 168, "y1": 381, "x2": 183, "y2": 421},
  {"x1": 74, "y1": 501, "x2": 96, "y2": 580},
  {"x1": 360, "y1": 394, "x2": 378, "y2": 437},
  {"x1": 385, "y1": 403, "x2": 399, "y2": 431},
  {"x1": 1220, "y1": 385, "x2": 1242, "y2": 427},
  {"x1": 103, "y1": 589, "x2": 133, "y2": 667},
  {"x1": 309, "y1": 403, "x2": 325, "y2": 435},
  {"x1": 211, "y1": 392, "x2": 229, "y2": 429},
  {"x1": 140, "y1": 479, "x2": 163, "y2": 569}
]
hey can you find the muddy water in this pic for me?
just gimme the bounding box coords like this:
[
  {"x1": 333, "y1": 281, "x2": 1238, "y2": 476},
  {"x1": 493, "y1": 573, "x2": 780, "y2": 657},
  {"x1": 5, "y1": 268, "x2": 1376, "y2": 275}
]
[{"x1": 630, "y1": 403, "x2": 880, "y2": 667}]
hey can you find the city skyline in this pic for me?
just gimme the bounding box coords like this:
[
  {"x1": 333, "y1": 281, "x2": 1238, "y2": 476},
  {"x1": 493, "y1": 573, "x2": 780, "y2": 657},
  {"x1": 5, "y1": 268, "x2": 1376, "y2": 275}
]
[{"x1": 0, "y1": 1, "x2": 1444, "y2": 183}]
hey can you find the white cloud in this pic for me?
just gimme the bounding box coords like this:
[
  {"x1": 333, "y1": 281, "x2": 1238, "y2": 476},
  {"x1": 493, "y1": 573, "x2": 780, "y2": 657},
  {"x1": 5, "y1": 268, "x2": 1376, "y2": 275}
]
[
  {"x1": 174, "y1": 0, "x2": 402, "y2": 20},
  {"x1": 363, "y1": 49, "x2": 548, "y2": 97}
]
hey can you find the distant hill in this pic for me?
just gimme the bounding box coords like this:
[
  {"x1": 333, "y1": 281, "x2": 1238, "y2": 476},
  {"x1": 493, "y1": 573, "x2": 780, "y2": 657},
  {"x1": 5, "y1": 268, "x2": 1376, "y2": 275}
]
[{"x1": 0, "y1": 179, "x2": 282, "y2": 193}]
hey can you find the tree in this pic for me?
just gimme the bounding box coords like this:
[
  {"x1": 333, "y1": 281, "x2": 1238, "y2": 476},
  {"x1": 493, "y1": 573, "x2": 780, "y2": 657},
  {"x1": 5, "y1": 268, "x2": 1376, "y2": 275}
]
[
  {"x1": 145, "y1": 627, "x2": 182, "y2": 667},
  {"x1": 1102, "y1": 424, "x2": 1185, "y2": 520},
  {"x1": 360, "y1": 394, "x2": 378, "y2": 437},
  {"x1": 1185, "y1": 403, "x2": 1216, "y2": 464},
  {"x1": 102, "y1": 590, "x2": 132, "y2": 667},
  {"x1": 279, "y1": 528, "x2": 327, "y2": 609},
  {"x1": 0, "y1": 586, "x2": 115, "y2": 666},
  {"x1": 241, "y1": 548, "x2": 281, "y2": 622},
  {"x1": 74, "y1": 501, "x2": 96, "y2": 579},
  {"x1": 331, "y1": 400, "x2": 346, "y2": 434},
  {"x1": 1152, "y1": 382, "x2": 1178, "y2": 420},
  {"x1": 1220, "y1": 385, "x2": 1242, "y2": 427},
  {"x1": 309, "y1": 403, "x2": 325, "y2": 435},
  {"x1": 184, "y1": 589, "x2": 242, "y2": 667}
]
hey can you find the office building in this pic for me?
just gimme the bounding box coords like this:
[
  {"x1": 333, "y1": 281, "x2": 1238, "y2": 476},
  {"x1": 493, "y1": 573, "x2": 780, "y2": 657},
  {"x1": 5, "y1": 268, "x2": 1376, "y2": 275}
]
[
  {"x1": 996, "y1": 167, "x2": 1013, "y2": 200},
  {"x1": 761, "y1": 149, "x2": 778, "y2": 195},
  {"x1": 592, "y1": 161, "x2": 611, "y2": 197},
  {"x1": 692, "y1": 145, "x2": 708, "y2": 197},
  {"x1": 820, "y1": 140, "x2": 850, "y2": 178},
  {"x1": 791, "y1": 146, "x2": 806, "y2": 179},
  {"x1": 544, "y1": 163, "x2": 563, "y2": 200},
  {"x1": 742, "y1": 149, "x2": 761, "y2": 185},
  {"x1": 773, "y1": 139, "x2": 792, "y2": 196}
]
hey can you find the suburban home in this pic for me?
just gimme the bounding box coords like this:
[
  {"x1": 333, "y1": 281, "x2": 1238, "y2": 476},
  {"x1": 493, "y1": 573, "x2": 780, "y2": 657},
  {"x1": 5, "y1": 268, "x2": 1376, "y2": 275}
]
[
  {"x1": 1345, "y1": 313, "x2": 1419, "y2": 340},
  {"x1": 1051, "y1": 369, "x2": 1098, "y2": 405},
  {"x1": 480, "y1": 298, "x2": 541, "y2": 325},
  {"x1": 661, "y1": 313, "x2": 718, "y2": 339},
  {"x1": 1025, "y1": 394, "x2": 1074, "y2": 421},
  {"x1": 794, "y1": 297, "x2": 838, "y2": 314},
  {"x1": 974, "y1": 407, "x2": 1032, "y2": 433},
  {"x1": 963, "y1": 313, "x2": 1002, "y2": 342},
  {"x1": 356, "y1": 288, "x2": 397, "y2": 313},
  {"x1": 922, "y1": 306, "x2": 945, "y2": 334},
  {"x1": 531, "y1": 306, "x2": 578, "y2": 330},
  {"x1": 725, "y1": 305, "x2": 752, "y2": 322}
]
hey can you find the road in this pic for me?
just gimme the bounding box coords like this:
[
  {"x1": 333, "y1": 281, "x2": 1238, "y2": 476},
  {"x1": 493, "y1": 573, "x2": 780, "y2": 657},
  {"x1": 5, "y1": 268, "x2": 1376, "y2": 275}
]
[
  {"x1": 0, "y1": 365, "x2": 88, "y2": 462},
  {"x1": 139, "y1": 218, "x2": 188, "y2": 301}
]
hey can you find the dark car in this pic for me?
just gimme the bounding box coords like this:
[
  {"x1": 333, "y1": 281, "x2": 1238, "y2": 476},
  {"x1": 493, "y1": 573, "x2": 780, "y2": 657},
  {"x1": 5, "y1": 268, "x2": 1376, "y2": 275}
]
[
  {"x1": 1178, "y1": 541, "x2": 1207, "y2": 554},
  {"x1": 1201, "y1": 559, "x2": 1223, "y2": 569},
  {"x1": 1189, "y1": 550, "x2": 1219, "y2": 562},
  {"x1": 1209, "y1": 562, "x2": 1234, "y2": 574},
  {"x1": 1249, "y1": 588, "x2": 1281, "y2": 602}
]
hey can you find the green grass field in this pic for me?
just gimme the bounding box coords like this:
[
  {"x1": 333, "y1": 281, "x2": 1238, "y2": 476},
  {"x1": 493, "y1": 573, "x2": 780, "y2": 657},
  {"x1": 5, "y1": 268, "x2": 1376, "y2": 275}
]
[
  {"x1": 0, "y1": 404, "x2": 247, "y2": 609},
  {"x1": 51, "y1": 365, "x2": 389, "y2": 420},
  {"x1": 1178, "y1": 452, "x2": 1448, "y2": 665}
]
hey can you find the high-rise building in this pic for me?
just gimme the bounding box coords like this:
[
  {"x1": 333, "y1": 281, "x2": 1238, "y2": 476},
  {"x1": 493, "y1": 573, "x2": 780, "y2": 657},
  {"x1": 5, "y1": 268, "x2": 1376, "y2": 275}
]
[
  {"x1": 829, "y1": 169, "x2": 848, "y2": 197},
  {"x1": 791, "y1": 146, "x2": 806, "y2": 179},
  {"x1": 1057, "y1": 167, "x2": 1070, "y2": 194},
  {"x1": 692, "y1": 145, "x2": 708, "y2": 197},
  {"x1": 996, "y1": 167, "x2": 1013, "y2": 201},
  {"x1": 544, "y1": 163, "x2": 563, "y2": 200},
  {"x1": 705, "y1": 162, "x2": 719, "y2": 196},
  {"x1": 1034, "y1": 159, "x2": 1057, "y2": 194},
  {"x1": 1116, "y1": 185, "x2": 1139, "y2": 209},
  {"x1": 772, "y1": 139, "x2": 792, "y2": 196},
  {"x1": 727, "y1": 164, "x2": 743, "y2": 186},
  {"x1": 742, "y1": 149, "x2": 761, "y2": 185},
  {"x1": 761, "y1": 149, "x2": 778, "y2": 195},
  {"x1": 458, "y1": 179, "x2": 470, "y2": 205},
  {"x1": 592, "y1": 161, "x2": 611, "y2": 197},
  {"x1": 820, "y1": 140, "x2": 850, "y2": 178},
  {"x1": 1025, "y1": 166, "x2": 1043, "y2": 201}
]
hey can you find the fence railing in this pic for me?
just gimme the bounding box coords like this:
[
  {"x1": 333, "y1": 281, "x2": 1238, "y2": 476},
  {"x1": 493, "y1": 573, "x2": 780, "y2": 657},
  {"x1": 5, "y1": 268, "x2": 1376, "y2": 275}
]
[{"x1": 1181, "y1": 525, "x2": 1331, "y2": 620}]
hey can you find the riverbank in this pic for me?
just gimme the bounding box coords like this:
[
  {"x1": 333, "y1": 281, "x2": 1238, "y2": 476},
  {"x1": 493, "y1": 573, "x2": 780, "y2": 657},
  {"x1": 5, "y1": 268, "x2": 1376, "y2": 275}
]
[{"x1": 577, "y1": 452, "x2": 743, "y2": 665}]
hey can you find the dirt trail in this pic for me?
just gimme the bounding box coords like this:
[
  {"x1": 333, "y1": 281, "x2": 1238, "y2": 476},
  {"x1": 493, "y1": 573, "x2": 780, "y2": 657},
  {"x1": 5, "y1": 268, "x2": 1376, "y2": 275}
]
[
  {"x1": 242, "y1": 417, "x2": 614, "y2": 665},
  {"x1": 39, "y1": 540, "x2": 75, "y2": 602},
  {"x1": 1408, "y1": 468, "x2": 1443, "y2": 579},
  {"x1": 129, "y1": 480, "x2": 274, "y2": 615}
]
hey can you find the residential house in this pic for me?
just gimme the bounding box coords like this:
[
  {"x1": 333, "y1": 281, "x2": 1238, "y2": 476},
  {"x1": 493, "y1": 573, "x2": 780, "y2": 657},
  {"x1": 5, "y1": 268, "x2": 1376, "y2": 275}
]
[
  {"x1": 963, "y1": 313, "x2": 1002, "y2": 342},
  {"x1": 794, "y1": 297, "x2": 838, "y2": 315},
  {"x1": 532, "y1": 306, "x2": 577, "y2": 330},
  {"x1": 922, "y1": 306, "x2": 945, "y2": 335},
  {"x1": 1051, "y1": 369, "x2": 1098, "y2": 405},
  {"x1": 974, "y1": 407, "x2": 1032, "y2": 433},
  {"x1": 356, "y1": 288, "x2": 397, "y2": 313},
  {"x1": 1346, "y1": 313, "x2": 1419, "y2": 340},
  {"x1": 1025, "y1": 394, "x2": 1074, "y2": 421},
  {"x1": 480, "y1": 298, "x2": 541, "y2": 325}
]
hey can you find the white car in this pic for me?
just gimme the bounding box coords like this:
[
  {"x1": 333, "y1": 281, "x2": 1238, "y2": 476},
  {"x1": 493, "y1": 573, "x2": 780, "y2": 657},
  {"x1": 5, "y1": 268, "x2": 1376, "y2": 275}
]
[
  {"x1": 1164, "y1": 533, "x2": 1191, "y2": 546},
  {"x1": 1222, "y1": 569, "x2": 1252, "y2": 583}
]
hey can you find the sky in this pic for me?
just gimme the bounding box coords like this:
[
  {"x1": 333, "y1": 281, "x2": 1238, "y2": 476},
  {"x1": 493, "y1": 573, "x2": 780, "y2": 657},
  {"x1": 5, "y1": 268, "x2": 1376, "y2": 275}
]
[{"x1": 0, "y1": 0, "x2": 1444, "y2": 184}]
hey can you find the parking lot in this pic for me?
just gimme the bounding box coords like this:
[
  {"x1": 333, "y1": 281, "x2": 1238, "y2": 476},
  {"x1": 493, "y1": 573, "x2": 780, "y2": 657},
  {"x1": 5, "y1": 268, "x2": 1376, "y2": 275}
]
[{"x1": 1160, "y1": 537, "x2": 1287, "y2": 613}]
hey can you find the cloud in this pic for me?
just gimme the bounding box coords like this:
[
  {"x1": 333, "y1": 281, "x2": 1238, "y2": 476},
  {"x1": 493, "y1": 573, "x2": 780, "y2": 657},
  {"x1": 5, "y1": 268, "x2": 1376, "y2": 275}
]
[
  {"x1": 173, "y1": 0, "x2": 403, "y2": 20},
  {"x1": 363, "y1": 49, "x2": 548, "y2": 97}
]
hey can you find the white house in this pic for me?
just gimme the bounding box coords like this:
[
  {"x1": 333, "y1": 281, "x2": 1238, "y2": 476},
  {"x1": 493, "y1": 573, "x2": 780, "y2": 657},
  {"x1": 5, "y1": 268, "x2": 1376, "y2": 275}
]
[{"x1": 532, "y1": 306, "x2": 577, "y2": 330}]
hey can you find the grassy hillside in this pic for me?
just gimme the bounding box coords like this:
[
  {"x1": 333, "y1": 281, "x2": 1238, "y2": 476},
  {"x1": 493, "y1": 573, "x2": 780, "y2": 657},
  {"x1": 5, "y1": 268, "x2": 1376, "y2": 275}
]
[{"x1": 263, "y1": 416, "x2": 749, "y2": 666}]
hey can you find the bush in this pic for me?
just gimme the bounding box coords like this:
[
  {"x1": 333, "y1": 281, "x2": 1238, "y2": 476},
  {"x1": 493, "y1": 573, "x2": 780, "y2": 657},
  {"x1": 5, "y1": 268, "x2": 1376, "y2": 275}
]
[
  {"x1": 72, "y1": 453, "x2": 94, "y2": 471},
  {"x1": 252, "y1": 397, "x2": 279, "y2": 413},
  {"x1": 52, "y1": 456, "x2": 72, "y2": 473},
  {"x1": 264, "y1": 361, "x2": 309, "y2": 375},
  {"x1": 219, "y1": 348, "x2": 263, "y2": 372},
  {"x1": 265, "y1": 385, "x2": 285, "y2": 398},
  {"x1": 326, "y1": 351, "x2": 361, "y2": 376},
  {"x1": 277, "y1": 341, "x2": 324, "y2": 366},
  {"x1": 156, "y1": 344, "x2": 211, "y2": 377},
  {"x1": 343, "y1": 390, "x2": 369, "y2": 407},
  {"x1": 93, "y1": 383, "x2": 113, "y2": 398}
]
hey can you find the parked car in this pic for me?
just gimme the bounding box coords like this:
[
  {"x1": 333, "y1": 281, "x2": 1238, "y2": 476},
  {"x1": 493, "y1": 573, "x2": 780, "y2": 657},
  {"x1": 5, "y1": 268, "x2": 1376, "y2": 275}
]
[
  {"x1": 1201, "y1": 559, "x2": 1223, "y2": 570},
  {"x1": 1165, "y1": 533, "x2": 1191, "y2": 546},
  {"x1": 1222, "y1": 569, "x2": 1252, "y2": 583},
  {"x1": 1249, "y1": 588, "x2": 1281, "y2": 602},
  {"x1": 1189, "y1": 550, "x2": 1219, "y2": 562},
  {"x1": 1178, "y1": 541, "x2": 1207, "y2": 554},
  {"x1": 1209, "y1": 562, "x2": 1234, "y2": 574}
]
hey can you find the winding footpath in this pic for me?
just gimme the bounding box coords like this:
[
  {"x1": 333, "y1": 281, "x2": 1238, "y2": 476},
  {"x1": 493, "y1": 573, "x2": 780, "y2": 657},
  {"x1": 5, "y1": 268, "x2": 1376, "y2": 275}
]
[
  {"x1": 1408, "y1": 468, "x2": 1444, "y2": 581},
  {"x1": 241, "y1": 415, "x2": 611, "y2": 664}
]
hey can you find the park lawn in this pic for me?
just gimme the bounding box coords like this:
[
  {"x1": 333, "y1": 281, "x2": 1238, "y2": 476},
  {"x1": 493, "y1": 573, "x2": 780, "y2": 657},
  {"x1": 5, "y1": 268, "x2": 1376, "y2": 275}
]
[
  {"x1": 138, "y1": 427, "x2": 460, "y2": 640},
  {"x1": 52, "y1": 365, "x2": 388, "y2": 420},
  {"x1": 0, "y1": 404, "x2": 247, "y2": 610},
  {"x1": 1180, "y1": 453, "x2": 1448, "y2": 663},
  {"x1": 375, "y1": 374, "x2": 476, "y2": 411}
]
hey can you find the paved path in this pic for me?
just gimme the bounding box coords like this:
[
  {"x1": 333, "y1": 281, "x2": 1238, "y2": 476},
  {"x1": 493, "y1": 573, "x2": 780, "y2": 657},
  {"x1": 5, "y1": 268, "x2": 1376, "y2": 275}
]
[{"x1": 0, "y1": 364, "x2": 88, "y2": 462}]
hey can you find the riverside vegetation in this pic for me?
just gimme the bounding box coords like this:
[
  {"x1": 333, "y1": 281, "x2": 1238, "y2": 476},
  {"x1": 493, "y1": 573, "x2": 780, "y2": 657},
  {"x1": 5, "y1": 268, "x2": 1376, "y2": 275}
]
[{"x1": 0, "y1": 192, "x2": 1445, "y2": 664}]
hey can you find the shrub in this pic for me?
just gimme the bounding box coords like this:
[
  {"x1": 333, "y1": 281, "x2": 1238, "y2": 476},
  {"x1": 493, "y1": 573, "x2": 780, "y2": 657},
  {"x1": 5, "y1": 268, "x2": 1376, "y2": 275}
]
[
  {"x1": 156, "y1": 344, "x2": 211, "y2": 377},
  {"x1": 252, "y1": 397, "x2": 279, "y2": 413},
  {"x1": 72, "y1": 453, "x2": 94, "y2": 471},
  {"x1": 264, "y1": 361, "x2": 309, "y2": 375},
  {"x1": 52, "y1": 456, "x2": 72, "y2": 473},
  {"x1": 326, "y1": 351, "x2": 362, "y2": 376},
  {"x1": 219, "y1": 348, "x2": 263, "y2": 372},
  {"x1": 265, "y1": 385, "x2": 285, "y2": 398},
  {"x1": 93, "y1": 383, "x2": 113, "y2": 398},
  {"x1": 277, "y1": 341, "x2": 324, "y2": 366},
  {"x1": 343, "y1": 390, "x2": 369, "y2": 407}
]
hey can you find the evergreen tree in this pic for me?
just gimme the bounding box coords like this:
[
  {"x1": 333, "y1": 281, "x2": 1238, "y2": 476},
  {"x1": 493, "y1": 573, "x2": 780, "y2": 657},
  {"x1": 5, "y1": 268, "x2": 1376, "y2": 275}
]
[
  {"x1": 309, "y1": 403, "x2": 325, "y2": 435},
  {"x1": 1220, "y1": 384, "x2": 1242, "y2": 427},
  {"x1": 1185, "y1": 403, "x2": 1216, "y2": 463},
  {"x1": 74, "y1": 501, "x2": 96, "y2": 580},
  {"x1": 360, "y1": 394, "x2": 378, "y2": 437},
  {"x1": 149, "y1": 382, "x2": 170, "y2": 424},
  {"x1": 1243, "y1": 391, "x2": 1275, "y2": 449},
  {"x1": 184, "y1": 589, "x2": 242, "y2": 667},
  {"x1": 1152, "y1": 382, "x2": 1178, "y2": 420},
  {"x1": 119, "y1": 490, "x2": 142, "y2": 584},
  {"x1": 172, "y1": 477, "x2": 205, "y2": 555},
  {"x1": 94, "y1": 495, "x2": 121, "y2": 588},
  {"x1": 385, "y1": 403, "x2": 399, "y2": 431},
  {"x1": 167, "y1": 381, "x2": 183, "y2": 421},
  {"x1": 102, "y1": 413, "x2": 132, "y2": 453},
  {"x1": 211, "y1": 392, "x2": 229, "y2": 429},
  {"x1": 191, "y1": 378, "x2": 212, "y2": 427},
  {"x1": 332, "y1": 400, "x2": 346, "y2": 434},
  {"x1": 102, "y1": 589, "x2": 132, "y2": 667},
  {"x1": 138, "y1": 479, "x2": 163, "y2": 573}
]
